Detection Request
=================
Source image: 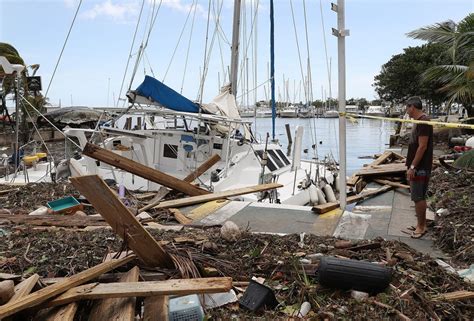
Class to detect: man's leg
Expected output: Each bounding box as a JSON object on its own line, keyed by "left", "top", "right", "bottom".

{"left": 414, "top": 199, "right": 427, "bottom": 234}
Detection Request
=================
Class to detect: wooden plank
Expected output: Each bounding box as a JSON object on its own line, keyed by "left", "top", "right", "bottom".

{"left": 348, "top": 151, "right": 394, "bottom": 186}
{"left": 139, "top": 154, "right": 222, "bottom": 213}
{"left": 0, "top": 214, "right": 106, "bottom": 228}
{"left": 82, "top": 142, "right": 209, "bottom": 196}
{"left": 0, "top": 255, "right": 135, "bottom": 319}
{"left": 143, "top": 296, "right": 169, "bottom": 321}
{"left": 313, "top": 185, "right": 393, "bottom": 214}
{"left": 169, "top": 208, "right": 192, "bottom": 225}
{"left": 8, "top": 274, "right": 39, "bottom": 302}
{"left": 153, "top": 183, "right": 283, "bottom": 209}
{"left": 183, "top": 154, "right": 221, "bottom": 183}
{"left": 70, "top": 175, "right": 173, "bottom": 268}
{"left": 47, "top": 277, "right": 233, "bottom": 307}
{"left": 187, "top": 200, "right": 230, "bottom": 220}
{"left": 42, "top": 303, "right": 78, "bottom": 321}
{"left": 89, "top": 266, "right": 139, "bottom": 321}
{"left": 41, "top": 271, "right": 166, "bottom": 286}
{"left": 355, "top": 163, "right": 406, "bottom": 176}
{"left": 432, "top": 290, "right": 474, "bottom": 301}
{"left": 373, "top": 179, "right": 409, "bottom": 189}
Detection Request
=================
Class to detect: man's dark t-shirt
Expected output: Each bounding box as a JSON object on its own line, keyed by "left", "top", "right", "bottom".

{"left": 406, "top": 114, "right": 433, "bottom": 171}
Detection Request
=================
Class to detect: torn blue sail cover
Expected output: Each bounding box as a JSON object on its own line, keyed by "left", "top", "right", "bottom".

{"left": 134, "top": 75, "right": 200, "bottom": 113}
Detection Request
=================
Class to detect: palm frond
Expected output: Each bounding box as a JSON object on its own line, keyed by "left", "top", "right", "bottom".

{"left": 406, "top": 21, "right": 457, "bottom": 45}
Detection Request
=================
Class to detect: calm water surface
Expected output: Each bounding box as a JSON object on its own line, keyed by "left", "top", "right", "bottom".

{"left": 248, "top": 117, "right": 397, "bottom": 176}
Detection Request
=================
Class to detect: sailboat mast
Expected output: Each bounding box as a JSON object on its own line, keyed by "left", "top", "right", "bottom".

{"left": 230, "top": 0, "right": 242, "bottom": 96}
{"left": 270, "top": 0, "right": 276, "bottom": 140}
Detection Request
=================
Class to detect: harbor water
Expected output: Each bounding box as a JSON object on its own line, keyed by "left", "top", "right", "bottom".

{"left": 248, "top": 117, "right": 397, "bottom": 176}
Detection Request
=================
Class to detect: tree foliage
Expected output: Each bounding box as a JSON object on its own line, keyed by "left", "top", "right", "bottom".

{"left": 407, "top": 14, "right": 474, "bottom": 115}
{"left": 373, "top": 43, "right": 449, "bottom": 106}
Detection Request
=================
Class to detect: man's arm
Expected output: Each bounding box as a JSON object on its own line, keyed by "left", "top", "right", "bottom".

{"left": 407, "top": 135, "right": 429, "bottom": 180}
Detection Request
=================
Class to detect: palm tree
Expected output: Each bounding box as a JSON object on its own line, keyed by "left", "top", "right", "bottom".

{"left": 407, "top": 14, "right": 474, "bottom": 116}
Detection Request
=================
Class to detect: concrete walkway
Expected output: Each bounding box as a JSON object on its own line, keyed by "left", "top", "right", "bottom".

{"left": 183, "top": 184, "right": 446, "bottom": 258}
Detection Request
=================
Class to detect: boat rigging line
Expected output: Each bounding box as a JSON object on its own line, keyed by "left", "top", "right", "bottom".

{"left": 45, "top": 0, "right": 83, "bottom": 98}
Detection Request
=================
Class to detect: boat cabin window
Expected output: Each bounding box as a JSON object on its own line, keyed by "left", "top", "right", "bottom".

{"left": 213, "top": 143, "right": 223, "bottom": 150}
{"left": 163, "top": 144, "right": 178, "bottom": 159}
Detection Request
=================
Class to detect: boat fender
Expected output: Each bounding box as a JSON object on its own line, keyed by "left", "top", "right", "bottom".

{"left": 333, "top": 173, "right": 340, "bottom": 192}
{"left": 316, "top": 188, "right": 327, "bottom": 204}
{"left": 323, "top": 184, "right": 337, "bottom": 203}
{"left": 309, "top": 184, "right": 319, "bottom": 205}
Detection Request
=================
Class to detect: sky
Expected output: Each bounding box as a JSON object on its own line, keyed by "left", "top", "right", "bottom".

{"left": 1, "top": 0, "right": 472, "bottom": 108}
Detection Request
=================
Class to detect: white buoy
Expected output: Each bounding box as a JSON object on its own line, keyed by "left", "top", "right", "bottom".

{"left": 323, "top": 184, "right": 337, "bottom": 202}
{"left": 466, "top": 136, "right": 474, "bottom": 148}
{"left": 297, "top": 301, "right": 311, "bottom": 317}
{"left": 316, "top": 187, "right": 327, "bottom": 204}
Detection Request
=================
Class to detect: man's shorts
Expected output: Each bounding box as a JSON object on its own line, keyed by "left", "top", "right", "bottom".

{"left": 409, "top": 169, "right": 431, "bottom": 202}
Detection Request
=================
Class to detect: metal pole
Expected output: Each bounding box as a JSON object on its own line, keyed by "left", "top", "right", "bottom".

{"left": 14, "top": 77, "right": 20, "bottom": 168}
{"left": 333, "top": 0, "right": 348, "bottom": 210}
{"left": 230, "top": 0, "right": 242, "bottom": 96}
{"left": 270, "top": 0, "right": 276, "bottom": 141}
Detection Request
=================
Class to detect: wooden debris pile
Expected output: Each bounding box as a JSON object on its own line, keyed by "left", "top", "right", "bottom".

{"left": 313, "top": 151, "right": 408, "bottom": 214}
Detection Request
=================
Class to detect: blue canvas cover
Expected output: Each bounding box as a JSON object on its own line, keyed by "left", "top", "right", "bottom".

{"left": 134, "top": 75, "right": 200, "bottom": 113}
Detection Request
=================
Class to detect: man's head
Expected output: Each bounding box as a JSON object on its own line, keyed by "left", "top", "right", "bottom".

{"left": 406, "top": 96, "right": 423, "bottom": 117}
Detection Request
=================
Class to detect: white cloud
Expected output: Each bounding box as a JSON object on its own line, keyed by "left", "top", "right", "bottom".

{"left": 81, "top": 0, "right": 138, "bottom": 21}
{"left": 64, "top": 0, "right": 78, "bottom": 8}
{"left": 159, "top": 0, "right": 206, "bottom": 17}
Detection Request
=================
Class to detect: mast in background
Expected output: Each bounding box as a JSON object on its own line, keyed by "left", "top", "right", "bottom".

{"left": 332, "top": 0, "right": 349, "bottom": 210}
{"left": 230, "top": 0, "right": 242, "bottom": 96}
{"left": 270, "top": 0, "right": 276, "bottom": 141}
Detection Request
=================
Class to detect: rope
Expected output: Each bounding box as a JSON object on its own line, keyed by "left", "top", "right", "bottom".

{"left": 45, "top": 0, "right": 83, "bottom": 98}
{"left": 116, "top": 0, "right": 146, "bottom": 107}
{"left": 180, "top": 0, "right": 198, "bottom": 94}
{"left": 289, "top": 0, "right": 308, "bottom": 101}
{"left": 19, "top": 95, "right": 82, "bottom": 149}
{"left": 162, "top": 0, "right": 196, "bottom": 82}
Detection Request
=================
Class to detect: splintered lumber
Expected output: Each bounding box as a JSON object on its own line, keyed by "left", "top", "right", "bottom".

{"left": 152, "top": 183, "right": 283, "bottom": 209}
{"left": 89, "top": 266, "right": 139, "bottom": 321}
{"left": 348, "top": 151, "right": 396, "bottom": 186}
{"left": 47, "top": 277, "right": 233, "bottom": 307}
{"left": 143, "top": 296, "right": 169, "bottom": 321}
{"left": 313, "top": 185, "right": 393, "bottom": 214}
{"left": 373, "top": 179, "right": 409, "bottom": 189}
{"left": 183, "top": 154, "right": 221, "bottom": 183}
{"left": 169, "top": 208, "right": 192, "bottom": 225}
{"left": 0, "top": 214, "right": 106, "bottom": 228}
{"left": 41, "top": 303, "right": 78, "bottom": 321}
{"left": 139, "top": 154, "right": 222, "bottom": 213}
{"left": 0, "top": 255, "right": 135, "bottom": 319}
{"left": 8, "top": 274, "right": 40, "bottom": 303}
{"left": 355, "top": 163, "right": 407, "bottom": 177}
{"left": 82, "top": 142, "right": 209, "bottom": 196}
{"left": 432, "top": 291, "right": 474, "bottom": 301}
{"left": 70, "top": 175, "right": 174, "bottom": 268}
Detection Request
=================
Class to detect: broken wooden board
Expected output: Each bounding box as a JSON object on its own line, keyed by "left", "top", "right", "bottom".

{"left": 183, "top": 154, "right": 221, "bottom": 183}
{"left": 89, "top": 266, "right": 139, "bottom": 321}
{"left": 432, "top": 290, "right": 474, "bottom": 301}
{"left": 143, "top": 296, "right": 169, "bottom": 321}
{"left": 47, "top": 277, "right": 233, "bottom": 307}
{"left": 0, "top": 214, "right": 106, "bottom": 228}
{"left": 153, "top": 183, "right": 282, "bottom": 209}
{"left": 169, "top": 208, "right": 192, "bottom": 225}
{"left": 70, "top": 175, "right": 173, "bottom": 268}
{"left": 348, "top": 151, "right": 395, "bottom": 186}
{"left": 373, "top": 179, "right": 409, "bottom": 189}
{"left": 82, "top": 143, "right": 209, "bottom": 196}
{"left": 187, "top": 200, "right": 230, "bottom": 221}
{"left": 0, "top": 255, "right": 135, "bottom": 319}
{"left": 8, "top": 274, "right": 39, "bottom": 303}
{"left": 354, "top": 163, "right": 407, "bottom": 177}
{"left": 313, "top": 185, "right": 393, "bottom": 214}
{"left": 41, "top": 303, "right": 78, "bottom": 321}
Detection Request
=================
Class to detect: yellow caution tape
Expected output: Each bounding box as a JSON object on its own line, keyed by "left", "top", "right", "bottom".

{"left": 338, "top": 112, "right": 474, "bottom": 130}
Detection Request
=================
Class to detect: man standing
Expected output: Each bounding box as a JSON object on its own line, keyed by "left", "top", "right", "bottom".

{"left": 405, "top": 96, "right": 433, "bottom": 238}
